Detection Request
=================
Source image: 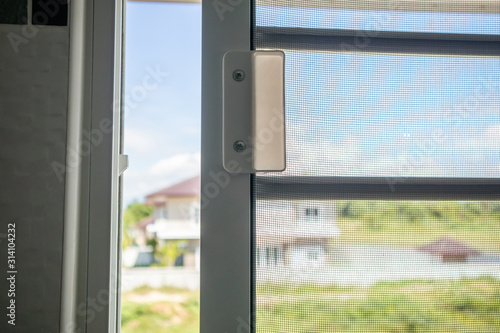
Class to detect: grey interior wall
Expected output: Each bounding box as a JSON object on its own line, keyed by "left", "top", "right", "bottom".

{"left": 0, "top": 19, "right": 69, "bottom": 332}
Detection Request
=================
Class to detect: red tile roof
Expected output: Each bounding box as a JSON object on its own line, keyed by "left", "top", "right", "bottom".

{"left": 418, "top": 237, "right": 481, "bottom": 256}
{"left": 146, "top": 176, "right": 200, "bottom": 202}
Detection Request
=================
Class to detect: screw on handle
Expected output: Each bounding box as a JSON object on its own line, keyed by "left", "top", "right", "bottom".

{"left": 233, "top": 140, "right": 247, "bottom": 152}
{"left": 232, "top": 69, "right": 245, "bottom": 82}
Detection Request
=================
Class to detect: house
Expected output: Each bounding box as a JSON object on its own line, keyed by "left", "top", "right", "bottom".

{"left": 256, "top": 200, "right": 341, "bottom": 268}
{"left": 418, "top": 237, "right": 481, "bottom": 262}
{"left": 122, "top": 216, "right": 156, "bottom": 267}
{"left": 143, "top": 176, "right": 201, "bottom": 270}
{"left": 139, "top": 175, "right": 340, "bottom": 270}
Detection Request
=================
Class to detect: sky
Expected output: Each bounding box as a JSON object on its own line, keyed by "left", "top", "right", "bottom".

{"left": 123, "top": 2, "right": 201, "bottom": 205}
{"left": 123, "top": 2, "right": 499, "bottom": 205}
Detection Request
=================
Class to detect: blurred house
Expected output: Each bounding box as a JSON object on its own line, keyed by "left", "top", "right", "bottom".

{"left": 122, "top": 245, "right": 156, "bottom": 268}
{"left": 142, "top": 176, "right": 201, "bottom": 270}
{"left": 122, "top": 216, "right": 157, "bottom": 267}
{"left": 136, "top": 175, "right": 340, "bottom": 270}
{"left": 256, "top": 200, "right": 341, "bottom": 268}
{"left": 418, "top": 237, "right": 481, "bottom": 262}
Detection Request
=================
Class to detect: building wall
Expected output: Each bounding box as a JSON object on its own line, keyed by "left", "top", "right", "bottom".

{"left": 165, "top": 196, "right": 200, "bottom": 221}
{"left": 148, "top": 197, "right": 201, "bottom": 270}
{"left": 293, "top": 200, "right": 337, "bottom": 228}
{"left": 0, "top": 13, "right": 69, "bottom": 333}
{"left": 256, "top": 200, "right": 339, "bottom": 267}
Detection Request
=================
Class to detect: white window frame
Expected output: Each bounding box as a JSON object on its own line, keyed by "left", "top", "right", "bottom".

{"left": 61, "top": 1, "right": 124, "bottom": 333}
{"left": 201, "top": 0, "right": 253, "bottom": 331}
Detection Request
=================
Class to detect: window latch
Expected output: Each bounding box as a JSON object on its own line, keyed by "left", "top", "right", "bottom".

{"left": 222, "top": 50, "right": 286, "bottom": 173}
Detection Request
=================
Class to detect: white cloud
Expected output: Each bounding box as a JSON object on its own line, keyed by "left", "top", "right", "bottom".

{"left": 149, "top": 152, "right": 200, "bottom": 175}
{"left": 124, "top": 128, "right": 158, "bottom": 153}
{"left": 281, "top": 121, "right": 500, "bottom": 178}
{"left": 123, "top": 152, "right": 200, "bottom": 205}
{"left": 361, "top": 154, "right": 447, "bottom": 177}
{"left": 284, "top": 136, "right": 362, "bottom": 176}
{"left": 449, "top": 124, "right": 500, "bottom": 162}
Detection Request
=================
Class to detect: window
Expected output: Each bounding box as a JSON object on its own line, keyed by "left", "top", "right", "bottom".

{"left": 192, "top": 205, "right": 200, "bottom": 224}
{"left": 305, "top": 208, "right": 319, "bottom": 217}
{"left": 155, "top": 206, "right": 167, "bottom": 220}
{"left": 120, "top": 3, "right": 202, "bottom": 332}
{"left": 32, "top": 0, "right": 68, "bottom": 26}
{"left": 0, "top": 0, "right": 68, "bottom": 25}
{"left": 252, "top": 0, "right": 500, "bottom": 332}
{"left": 257, "top": 246, "right": 283, "bottom": 267}
{"left": 307, "top": 250, "right": 318, "bottom": 262}
{"left": 0, "top": 0, "right": 27, "bottom": 24}
{"left": 201, "top": 0, "right": 500, "bottom": 332}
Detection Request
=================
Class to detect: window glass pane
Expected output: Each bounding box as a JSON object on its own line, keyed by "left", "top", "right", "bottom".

{"left": 32, "top": 0, "right": 68, "bottom": 26}
{"left": 121, "top": 2, "right": 201, "bottom": 332}
{"left": 0, "top": 0, "right": 27, "bottom": 24}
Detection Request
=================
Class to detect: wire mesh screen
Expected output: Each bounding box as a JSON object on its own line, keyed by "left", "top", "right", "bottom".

{"left": 253, "top": 1, "right": 500, "bottom": 331}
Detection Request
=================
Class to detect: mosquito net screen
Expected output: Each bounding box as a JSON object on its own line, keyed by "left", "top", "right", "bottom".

{"left": 252, "top": 1, "right": 500, "bottom": 331}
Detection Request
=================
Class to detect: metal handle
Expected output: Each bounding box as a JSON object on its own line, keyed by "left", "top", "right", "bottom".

{"left": 222, "top": 50, "right": 286, "bottom": 173}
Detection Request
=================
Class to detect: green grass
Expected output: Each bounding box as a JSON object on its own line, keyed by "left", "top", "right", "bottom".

{"left": 256, "top": 276, "right": 500, "bottom": 332}
{"left": 119, "top": 201, "right": 500, "bottom": 331}
{"left": 120, "top": 277, "right": 500, "bottom": 332}
{"left": 122, "top": 285, "right": 191, "bottom": 295}
{"left": 121, "top": 287, "right": 199, "bottom": 333}
{"left": 336, "top": 201, "right": 500, "bottom": 253}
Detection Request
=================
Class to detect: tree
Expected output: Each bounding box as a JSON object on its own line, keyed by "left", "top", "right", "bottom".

{"left": 156, "top": 240, "right": 187, "bottom": 266}
{"left": 123, "top": 201, "right": 153, "bottom": 228}
{"left": 122, "top": 202, "right": 153, "bottom": 250}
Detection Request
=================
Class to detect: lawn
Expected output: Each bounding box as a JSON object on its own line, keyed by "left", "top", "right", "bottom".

{"left": 121, "top": 286, "right": 199, "bottom": 333}
{"left": 336, "top": 201, "right": 500, "bottom": 253}
{"left": 120, "top": 277, "right": 500, "bottom": 332}
{"left": 120, "top": 201, "right": 500, "bottom": 332}
{"left": 256, "top": 276, "right": 500, "bottom": 332}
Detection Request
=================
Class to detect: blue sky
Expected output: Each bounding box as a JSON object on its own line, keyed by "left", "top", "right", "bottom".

{"left": 123, "top": 2, "right": 201, "bottom": 205}
{"left": 123, "top": 2, "right": 499, "bottom": 205}
{"left": 282, "top": 52, "right": 500, "bottom": 178}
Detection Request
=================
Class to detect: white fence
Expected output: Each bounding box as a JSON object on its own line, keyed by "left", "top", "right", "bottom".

{"left": 121, "top": 245, "right": 500, "bottom": 292}
{"left": 121, "top": 267, "right": 200, "bottom": 291}
{"left": 257, "top": 244, "right": 500, "bottom": 286}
